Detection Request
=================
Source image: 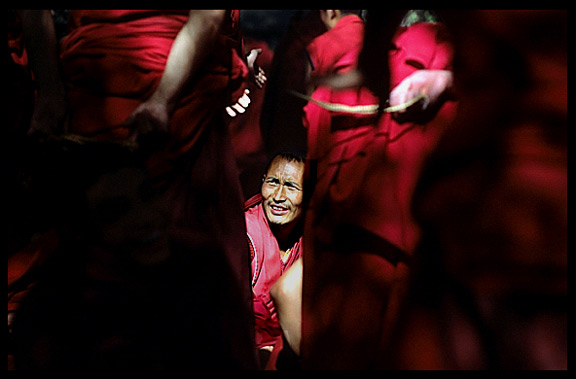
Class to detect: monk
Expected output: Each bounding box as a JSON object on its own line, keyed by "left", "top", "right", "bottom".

{"left": 227, "top": 36, "right": 273, "bottom": 199}
{"left": 259, "top": 10, "right": 326, "bottom": 157}
{"left": 7, "top": 11, "right": 66, "bottom": 369}
{"left": 244, "top": 151, "right": 305, "bottom": 369}
{"left": 12, "top": 10, "right": 257, "bottom": 369}
{"left": 302, "top": 9, "right": 379, "bottom": 170}
{"left": 386, "top": 10, "right": 567, "bottom": 370}
{"left": 301, "top": 10, "right": 457, "bottom": 369}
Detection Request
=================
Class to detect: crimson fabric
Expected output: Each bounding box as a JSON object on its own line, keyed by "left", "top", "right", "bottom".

{"left": 60, "top": 10, "right": 188, "bottom": 140}
{"left": 245, "top": 194, "right": 302, "bottom": 349}
{"left": 12, "top": 10, "right": 257, "bottom": 369}
{"left": 259, "top": 10, "right": 325, "bottom": 156}
{"left": 228, "top": 37, "right": 274, "bottom": 198}
{"left": 7, "top": 8, "right": 48, "bottom": 333}
{"left": 301, "top": 22, "right": 456, "bottom": 369}
{"left": 304, "top": 13, "right": 379, "bottom": 162}
{"left": 8, "top": 229, "right": 58, "bottom": 369}
{"left": 60, "top": 10, "right": 248, "bottom": 178}
{"left": 303, "top": 13, "right": 380, "bottom": 202}
{"left": 306, "top": 15, "right": 364, "bottom": 77}
{"left": 347, "top": 23, "right": 456, "bottom": 254}
{"left": 8, "top": 229, "right": 60, "bottom": 313}
{"left": 388, "top": 11, "right": 567, "bottom": 369}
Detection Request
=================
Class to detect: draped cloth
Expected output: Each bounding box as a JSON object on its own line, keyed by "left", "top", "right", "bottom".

{"left": 60, "top": 9, "right": 248, "bottom": 177}
{"left": 244, "top": 194, "right": 302, "bottom": 349}
{"left": 301, "top": 21, "right": 456, "bottom": 369}
{"left": 12, "top": 10, "right": 257, "bottom": 369}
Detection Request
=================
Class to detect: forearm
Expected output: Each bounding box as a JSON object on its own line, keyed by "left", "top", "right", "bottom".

{"left": 389, "top": 69, "right": 454, "bottom": 112}
{"left": 18, "top": 10, "right": 65, "bottom": 97}
{"left": 271, "top": 258, "right": 303, "bottom": 355}
{"left": 19, "top": 10, "right": 68, "bottom": 136}
{"left": 150, "top": 10, "right": 225, "bottom": 112}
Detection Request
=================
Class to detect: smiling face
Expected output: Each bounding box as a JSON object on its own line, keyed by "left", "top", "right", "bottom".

{"left": 261, "top": 156, "right": 305, "bottom": 227}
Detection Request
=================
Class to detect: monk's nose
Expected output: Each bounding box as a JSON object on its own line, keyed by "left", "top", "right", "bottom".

{"left": 273, "top": 185, "right": 287, "bottom": 202}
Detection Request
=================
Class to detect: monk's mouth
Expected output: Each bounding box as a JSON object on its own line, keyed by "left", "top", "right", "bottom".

{"left": 269, "top": 204, "right": 289, "bottom": 216}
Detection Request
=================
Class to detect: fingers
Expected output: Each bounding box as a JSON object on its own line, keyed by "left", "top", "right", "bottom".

{"left": 225, "top": 106, "right": 237, "bottom": 117}
{"left": 247, "top": 48, "right": 263, "bottom": 68}
{"left": 247, "top": 48, "right": 267, "bottom": 89}
{"left": 389, "top": 80, "right": 415, "bottom": 113}
{"left": 229, "top": 103, "right": 246, "bottom": 116}
{"left": 247, "top": 48, "right": 263, "bottom": 61}
{"left": 226, "top": 89, "right": 252, "bottom": 117}
{"left": 26, "top": 97, "right": 69, "bottom": 139}
{"left": 26, "top": 128, "right": 50, "bottom": 144}
{"left": 389, "top": 70, "right": 453, "bottom": 114}
{"left": 237, "top": 89, "right": 251, "bottom": 107}
{"left": 122, "top": 101, "right": 171, "bottom": 151}
{"left": 255, "top": 67, "right": 267, "bottom": 88}
{"left": 389, "top": 74, "right": 427, "bottom": 113}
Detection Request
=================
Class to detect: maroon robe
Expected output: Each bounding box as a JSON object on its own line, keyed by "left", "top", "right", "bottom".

{"left": 389, "top": 10, "right": 567, "bottom": 370}
{"left": 245, "top": 194, "right": 302, "bottom": 350}
{"left": 301, "top": 21, "right": 456, "bottom": 369}
{"left": 12, "top": 10, "right": 257, "bottom": 369}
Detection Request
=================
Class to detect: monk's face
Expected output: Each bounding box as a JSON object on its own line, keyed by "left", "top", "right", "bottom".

{"left": 261, "top": 157, "right": 305, "bottom": 226}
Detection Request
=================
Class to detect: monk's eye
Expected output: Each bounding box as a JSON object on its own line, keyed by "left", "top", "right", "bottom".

{"left": 284, "top": 182, "right": 302, "bottom": 192}
{"left": 264, "top": 177, "right": 279, "bottom": 186}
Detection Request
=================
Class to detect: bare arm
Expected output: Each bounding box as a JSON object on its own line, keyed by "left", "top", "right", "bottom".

{"left": 18, "top": 10, "right": 67, "bottom": 137}
{"left": 270, "top": 257, "right": 303, "bottom": 355}
{"left": 389, "top": 69, "right": 453, "bottom": 113}
{"left": 125, "top": 10, "right": 226, "bottom": 138}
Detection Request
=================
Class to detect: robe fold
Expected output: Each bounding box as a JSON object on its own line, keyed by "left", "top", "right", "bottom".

{"left": 245, "top": 194, "right": 302, "bottom": 349}
{"left": 12, "top": 10, "right": 257, "bottom": 369}
{"left": 302, "top": 20, "right": 456, "bottom": 369}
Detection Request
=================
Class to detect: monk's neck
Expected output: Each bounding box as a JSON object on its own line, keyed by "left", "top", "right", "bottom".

{"left": 269, "top": 221, "right": 301, "bottom": 251}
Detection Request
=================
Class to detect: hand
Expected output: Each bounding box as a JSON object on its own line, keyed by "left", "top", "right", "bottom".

{"left": 26, "top": 93, "right": 68, "bottom": 140}
{"left": 247, "top": 48, "right": 267, "bottom": 89}
{"left": 226, "top": 88, "right": 251, "bottom": 117}
{"left": 389, "top": 69, "right": 453, "bottom": 113}
{"left": 123, "top": 97, "right": 171, "bottom": 148}
{"left": 389, "top": 69, "right": 453, "bottom": 124}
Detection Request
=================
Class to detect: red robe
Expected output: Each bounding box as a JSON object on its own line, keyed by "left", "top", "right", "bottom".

{"left": 244, "top": 194, "right": 302, "bottom": 349}
{"left": 303, "top": 14, "right": 380, "bottom": 224}
{"left": 13, "top": 10, "right": 257, "bottom": 369}
{"left": 389, "top": 11, "right": 567, "bottom": 369}
{"left": 228, "top": 37, "right": 274, "bottom": 198}
{"left": 60, "top": 10, "right": 248, "bottom": 178}
{"left": 304, "top": 14, "right": 379, "bottom": 163}
{"left": 348, "top": 22, "right": 456, "bottom": 254}
{"left": 301, "top": 21, "right": 456, "bottom": 369}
